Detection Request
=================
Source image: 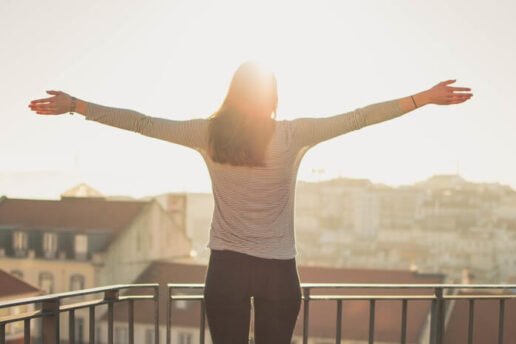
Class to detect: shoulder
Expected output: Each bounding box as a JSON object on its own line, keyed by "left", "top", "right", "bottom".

{"left": 272, "top": 119, "right": 295, "bottom": 146}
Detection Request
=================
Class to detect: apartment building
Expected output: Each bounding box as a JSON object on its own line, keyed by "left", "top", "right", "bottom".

{"left": 0, "top": 185, "right": 192, "bottom": 343}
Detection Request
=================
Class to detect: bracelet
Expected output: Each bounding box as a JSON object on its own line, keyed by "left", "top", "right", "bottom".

{"left": 410, "top": 95, "right": 418, "bottom": 108}
{"left": 69, "top": 96, "right": 77, "bottom": 115}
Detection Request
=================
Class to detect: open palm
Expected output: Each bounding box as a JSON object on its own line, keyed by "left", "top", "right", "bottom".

{"left": 427, "top": 80, "right": 473, "bottom": 105}
{"left": 28, "top": 90, "right": 72, "bottom": 115}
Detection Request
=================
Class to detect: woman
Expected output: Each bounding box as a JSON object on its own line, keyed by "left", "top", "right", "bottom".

{"left": 28, "top": 62, "right": 473, "bottom": 343}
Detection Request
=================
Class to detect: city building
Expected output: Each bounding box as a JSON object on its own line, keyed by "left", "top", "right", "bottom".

{"left": 0, "top": 186, "right": 192, "bottom": 343}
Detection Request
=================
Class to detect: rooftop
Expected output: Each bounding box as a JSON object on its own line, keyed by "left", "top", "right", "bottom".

{"left": 0, "top": 197, "right": 149, "bottom": 233}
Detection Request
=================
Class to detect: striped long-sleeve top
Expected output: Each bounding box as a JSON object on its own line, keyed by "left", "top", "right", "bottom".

{"left": 84, "top": 98, "right": 409, "bottom": 259}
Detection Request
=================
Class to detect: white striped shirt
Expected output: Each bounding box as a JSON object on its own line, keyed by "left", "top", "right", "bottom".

{"left": 84, "top": 98, "right": 408, "bottom": 259}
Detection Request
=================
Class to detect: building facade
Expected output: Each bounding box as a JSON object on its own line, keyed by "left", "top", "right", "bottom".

{"left": 0, "top": 187, "right": 192, "bottom": 343}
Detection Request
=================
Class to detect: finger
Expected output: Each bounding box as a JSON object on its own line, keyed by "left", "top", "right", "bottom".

{"left": 449, "top": 87, "right": 471, "bottom": 92}
{"left": 30, "top": 96, "right": 55, "bottom": 104}
{"left": 441, "top": 79, "right": 457, "bottom": 85}
{"left": 36, "top": 111, "right": 57, "bottom": 115}
{"left": 450, "top": 97, "right": 470, "bottom": 104}
{"left": 450, "top": 95, "right": 471, "bottom": 102}
{"left": 46, "top": 90, "right": 62, "bottom": 95}
{"left": 30, "top": 104, "right": 55, "bottom": 110}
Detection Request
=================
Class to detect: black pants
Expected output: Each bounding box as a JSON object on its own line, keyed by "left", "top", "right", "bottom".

{"left": 203, "top": 249, "right": 302, "bottom": 344}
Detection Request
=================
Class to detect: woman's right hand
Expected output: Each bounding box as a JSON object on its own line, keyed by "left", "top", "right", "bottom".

{"left": 425, "top": 80, "right": 473, "bottom": 106}
{"left": 28, "top": 90, "right": 74, "bottom": 115}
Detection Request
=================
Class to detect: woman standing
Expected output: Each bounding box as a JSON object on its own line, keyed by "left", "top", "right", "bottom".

{"left": 28, "top": 62, "right": 472, "bottom": 343}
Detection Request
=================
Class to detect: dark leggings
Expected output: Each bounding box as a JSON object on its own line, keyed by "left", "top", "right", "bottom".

{"left": 203, "top": 249, "right": 302, "bottom": 344}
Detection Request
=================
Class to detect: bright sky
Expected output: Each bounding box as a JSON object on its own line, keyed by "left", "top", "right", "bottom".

{"left": 1, "top": 0, "right": 515, "bottom": 199}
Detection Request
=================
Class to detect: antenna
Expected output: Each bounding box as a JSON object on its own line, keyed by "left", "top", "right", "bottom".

{"left": 455, "top": 156, "right": 461, "bottom": 176}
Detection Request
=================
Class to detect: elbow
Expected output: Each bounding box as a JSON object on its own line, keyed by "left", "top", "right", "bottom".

{"left": 133, "top": 116, "right": 153, "bottom": 134}
{"left": 353, "top": 109, "right": 367, "bottom": 129}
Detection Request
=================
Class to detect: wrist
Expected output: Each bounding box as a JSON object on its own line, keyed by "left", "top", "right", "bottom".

{"left": 74, "top": 99, "right": 88, "bottom": 116}
{"left": 69, "top": 96, "right": 77, "bottom": 114}
{"left": 413, "top": 91, "right": 431, "bottom": 107}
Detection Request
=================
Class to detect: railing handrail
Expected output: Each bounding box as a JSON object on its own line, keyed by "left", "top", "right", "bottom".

{"left": 1, "top": 283, "right": 514, "bottom": 344}
{"left": 3, "top": 283, "right": 513, "bottom": 308}
{"left": 0, "top": 283, "right": 159, "bottom": 308}
{"left": 168, "top": 282, "right": 516, "bottom": 289}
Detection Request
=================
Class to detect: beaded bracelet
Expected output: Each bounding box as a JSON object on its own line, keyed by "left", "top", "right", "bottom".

{"left": 69, "top": 96, "right": 77, "bottom": 115}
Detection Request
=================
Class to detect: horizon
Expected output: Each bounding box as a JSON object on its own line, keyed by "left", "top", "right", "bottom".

{"left": 1, "top": 171, "right": 513, "bottom": 201}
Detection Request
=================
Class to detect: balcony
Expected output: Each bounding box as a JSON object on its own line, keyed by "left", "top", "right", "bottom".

{"left": 1, "top": 283, "right": 515, "bottom": 344}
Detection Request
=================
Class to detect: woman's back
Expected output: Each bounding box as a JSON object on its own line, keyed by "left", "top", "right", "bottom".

{"left": 202, "top": 119, "right": 304, "bottom": 259}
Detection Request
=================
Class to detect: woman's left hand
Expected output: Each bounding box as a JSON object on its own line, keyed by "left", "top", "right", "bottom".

{"left": 28, "top": 90, "right": 73, "bottom": 115}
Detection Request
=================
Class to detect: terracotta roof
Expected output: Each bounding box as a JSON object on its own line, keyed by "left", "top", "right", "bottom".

{"left": 0, "top": 197, "right": 148, "bottom": 232}
{"left": 444, "top": 290, "right": 516, "bottom": 343}
{"left": 106, "top": 261, "right": 443, "bottom": 342}
{"left": 0, "top": 269, "right": 40, "bottom": 299}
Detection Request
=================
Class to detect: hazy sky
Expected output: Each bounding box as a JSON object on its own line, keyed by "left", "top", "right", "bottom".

{"left": 1, "top": 0, "right": 515, "bottom": 199}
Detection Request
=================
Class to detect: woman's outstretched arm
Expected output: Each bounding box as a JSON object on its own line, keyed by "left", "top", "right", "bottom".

{"left": 290, "top": 79, "right": 473, "bottom": 149}
{"left": 28, "top": 91, "right": 208, "bottom": 151}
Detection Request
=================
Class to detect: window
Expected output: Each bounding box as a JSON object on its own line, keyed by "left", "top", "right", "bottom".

{"left": 39, "top": 272, "right": 54, "bottom": 294}
{"left": 145, "top": 328, "right": 155, "bottom": 344}
{"left": 43, "top": 232, "right": 58, "bottom": 259}
{"left": 13, "top": 231, "right": 28, "bottom": 256}
{"left": 178, "top": 332, "right": 192, "bottom": 344}
{"left": 10, "top": 270, "right": 23, "bottom": 279}
{"left": 70, "top": 274, "right": 85, "bottom": 291}
{"left": 114, "top": 327, "right": 128, "bottom": 344}
{"left": 74, "top": 234, "right": 88, "bottom": 260}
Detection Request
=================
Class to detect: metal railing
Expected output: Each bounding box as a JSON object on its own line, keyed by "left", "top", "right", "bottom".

{"left": 1, "top": 283, "right": 515, "bottom": 344}
{"left": 0, "top": 284, "right": 159, "bottom": 344}
{"left": 167, "top": 283, "right": 516, "bottom": 344}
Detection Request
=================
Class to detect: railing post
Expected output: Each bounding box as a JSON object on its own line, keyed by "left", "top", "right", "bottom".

{"left": 368, "top": 300, "right": 375, "bottom": 344}
{"left": 302, "top": 288, "right": 310, "bottom": 344}
{"left": 167, "top": 287, "right": 172, "bottom": 344}
{"left": 128, "top": 299, "right": 134, "bottom": 344}
{"left": 430, "top": 287, "right": 444, "bottom": 344}
{"left": 89, "top": 305, "right": 95, "bottom": 344}
{"left": 69, "top": 309, "right": 75, "bottom": 344}
{"left": 335, "top": 300, "right": 342, "bottom": 344}
{"left": 154, "top": 285, "right": 160, "bottom": 344}
{"left": 24, "top": 319, "right": 31, "bottom": 344}
{"left": 41, "top": 298, "right": 60, "bottom": 344}
{"left": 0, "top": 323, "right": 5, "bottom": 344}
{"left": 400, "top": 299, "right": 408, "bottom": 344}
{"left": 104, "top": 290, "right": 119, "bottom": 344}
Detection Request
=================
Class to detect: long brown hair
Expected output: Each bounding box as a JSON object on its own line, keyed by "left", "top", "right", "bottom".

{"left": 208, "top": 61, "right": 278, "bottom": 167}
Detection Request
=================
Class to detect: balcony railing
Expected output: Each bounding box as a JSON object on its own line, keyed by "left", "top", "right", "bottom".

{"left": 1, "top": 283, "right": 515, "bottom": 344}
{"left": 0, "top": 284, "right": 159, "bottom": 344}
